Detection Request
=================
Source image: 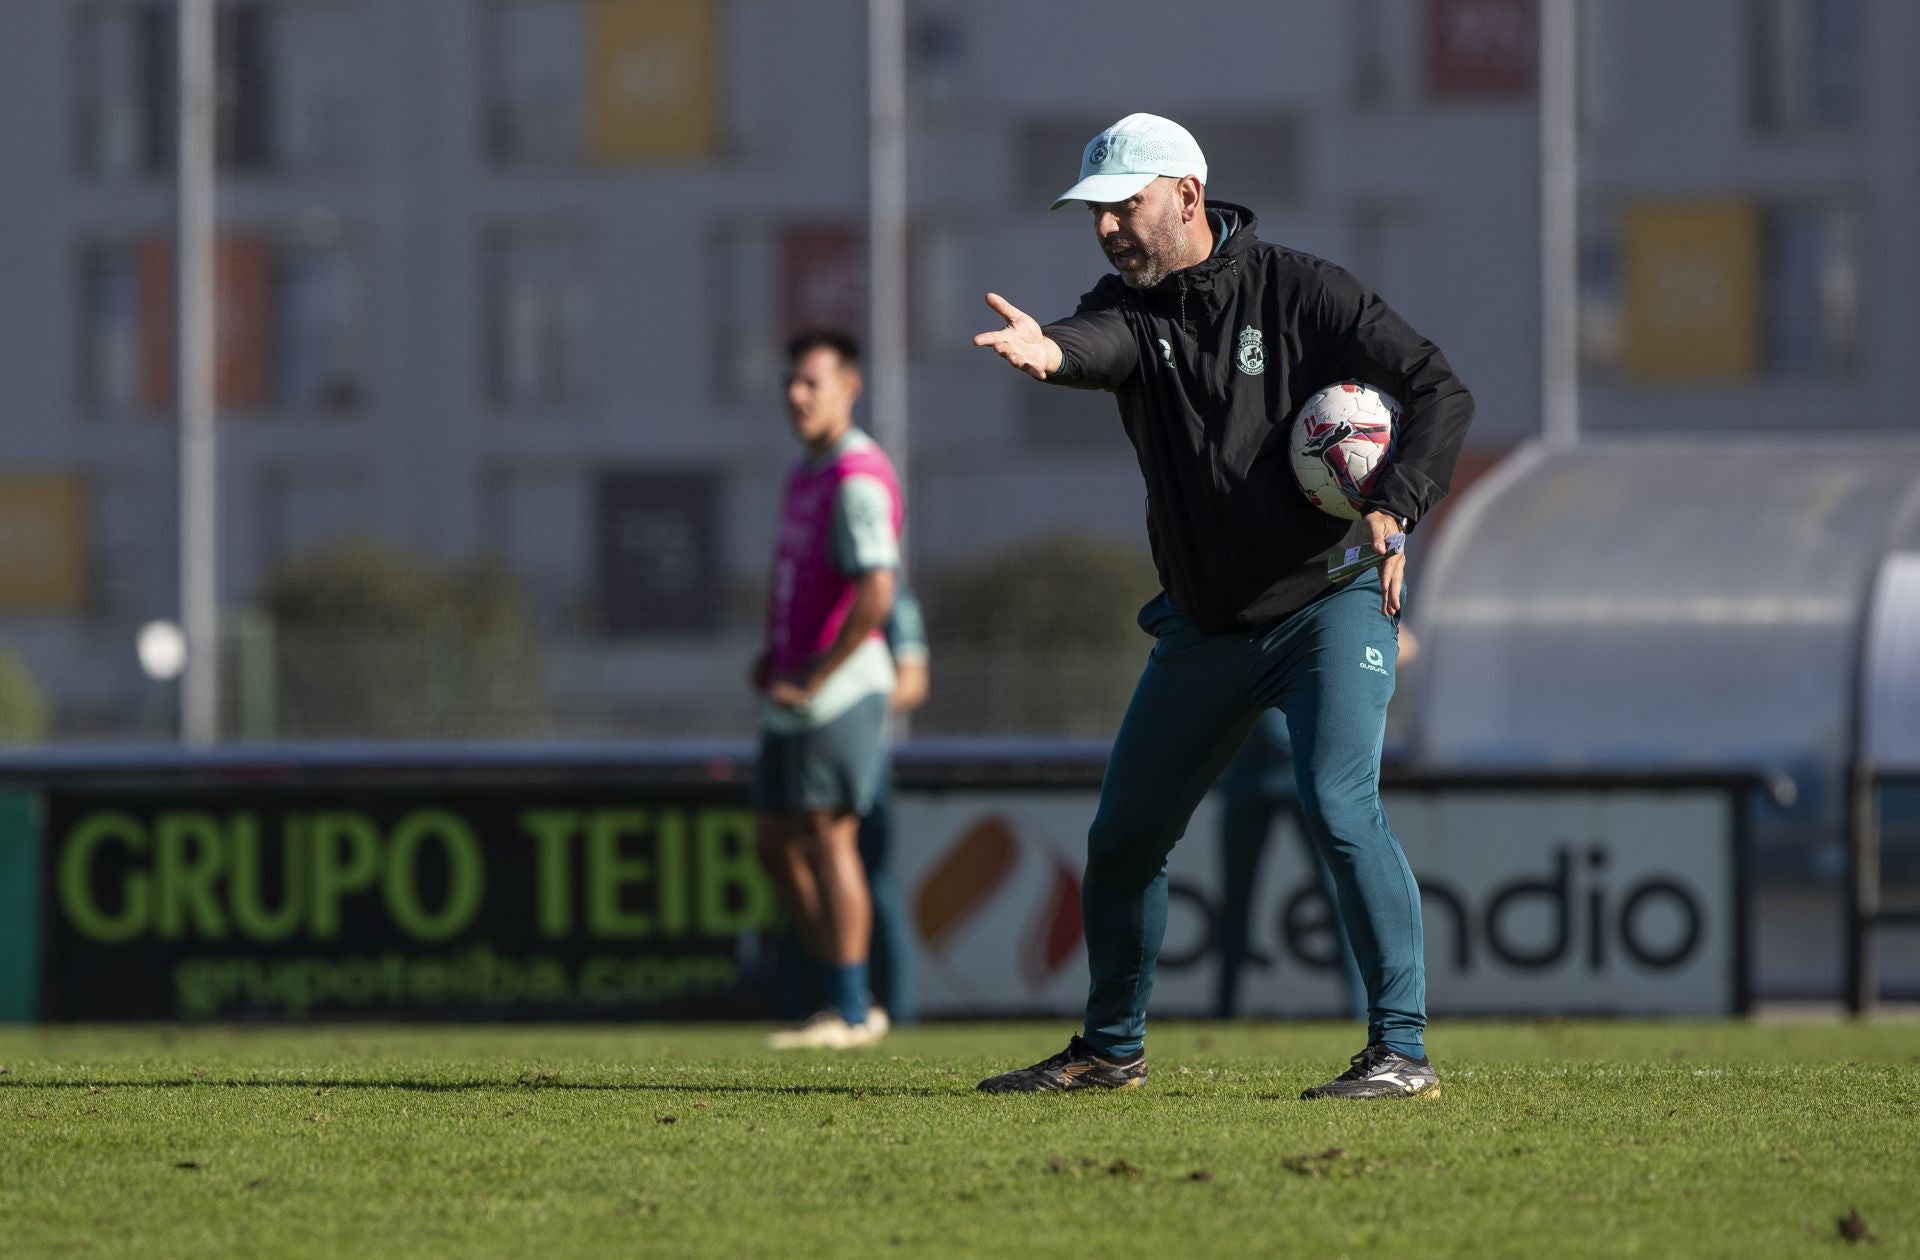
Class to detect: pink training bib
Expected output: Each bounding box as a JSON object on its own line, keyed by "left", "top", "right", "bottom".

{"left": 765, "top": 436, "right": 902, "bottom": 677}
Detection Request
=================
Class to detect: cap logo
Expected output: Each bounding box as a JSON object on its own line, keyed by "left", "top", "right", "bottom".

{"left": 1089, "top": 142, "right": 1110, "bottom": 166}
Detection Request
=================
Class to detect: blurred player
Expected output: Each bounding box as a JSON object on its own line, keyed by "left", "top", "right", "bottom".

{"left": 753, "top": 330, "right": 902, "bottom": 1050}
{"left": 863, "top": 582, "right": 929, "bottom": 1024}
{"left": 971, "top": 115, "right": 1472, "bottom": 1098}
{"left": 770, "top": 582, "right": 928, "bottom": 1026}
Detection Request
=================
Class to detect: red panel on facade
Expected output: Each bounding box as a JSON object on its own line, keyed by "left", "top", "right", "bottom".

{"left": 778, "top": 223, "right": 864, "bottom": 342}
{"left": 1427, "top": 0, "right": 1536, "bottom": 101}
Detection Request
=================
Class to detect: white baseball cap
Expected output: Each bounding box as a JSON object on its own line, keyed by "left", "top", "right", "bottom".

{"left": 1050, "top": 113, "right": 1209, "bottom": 210}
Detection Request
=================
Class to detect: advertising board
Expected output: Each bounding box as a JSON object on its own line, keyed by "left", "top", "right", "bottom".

{"left": 40, "top": 788, "right": 777, "bottom": 1020}
{"left": 1, "top": 754, "right": 1748, "bottom": 1021}
{"left": 897, "top": 787, "right": 1739, "bottom": 1017}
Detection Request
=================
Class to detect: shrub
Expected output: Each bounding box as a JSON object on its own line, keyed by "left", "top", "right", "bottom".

{"left": 258, "top": 539, "right": 544, "bottom": 739}
{"left": 918, "top": 534, "right": 1158, "bottom": 736}
{"left": 0, "top": 646, "right": 49, "bottom": 744}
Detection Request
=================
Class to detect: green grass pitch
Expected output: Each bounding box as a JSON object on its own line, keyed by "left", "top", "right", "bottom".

{"left": 2, "top": 1020, "right": 1915, "bottom": 1258}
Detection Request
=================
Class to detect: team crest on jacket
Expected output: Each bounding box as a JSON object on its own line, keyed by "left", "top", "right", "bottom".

{"left": 1235, "top": 326, "right": 1265, "bottom": 375}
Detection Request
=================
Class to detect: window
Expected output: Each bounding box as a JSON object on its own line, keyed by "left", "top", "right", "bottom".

{"left": 1589, "top": 200, "right": 1858, "bottom": 380}
{"left": 79, "top": 232, "right": 366, "bottom": 413}
{"left": 91, "top": 469, "right": 156, "bottom": 619}
{"left": 705, "top": 222, "right": 781, "bottom": 401}
{"left": 1348, "top": 0, "right": 1424, "bottom": 108}
{"left": 74, "top": 1, "right": 360, "bottom": 178}
{"left": 78, "top": 243, "right": 143, "bottom": 411}
{"left": 485, "top": 226, "right": 595, "bottom": 410}
{"left": 1751, "top": 0, "right": 1862, "bottom": 131}
{"left": 1763, "top": 205, "right": 1858, "bottom": 373}
{"left": 269, "top": 5, "right": 360, "bottom": 169}
{"left": 484, "top": 466, "right": 588, "bottom": 632}
{"left": 595, "top": 470, "right": 725, "bottom": 635}
{"left": 1576, "top": 227, "right": 1621, "bottom": 374}
{"left": 705, "top": 220, "right": 867, "bottom": 402}
{"left": 1575, "top": 0, "right": 1614, "bottom": 137}
{"left": 214, "top": 1, "right": 274, "bottom": 170}
{"left": 485, "top": 0, "right": 721, "bottom": 166}
{"left": 273, "top": 234, "right": 367, "bottom": 410}
{"left": 75, "top": 3, "right": 172, "bottom": 177}
{"left": 485, "top": 0, "right": 584, "bottom": 164}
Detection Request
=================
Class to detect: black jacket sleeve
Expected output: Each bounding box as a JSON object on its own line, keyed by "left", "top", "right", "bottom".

{"left": 1041, "top": 281, "right": 1141, "bottom": 391}
{"left": 1311, "top": 264, "right": 1474, "bottom": 529}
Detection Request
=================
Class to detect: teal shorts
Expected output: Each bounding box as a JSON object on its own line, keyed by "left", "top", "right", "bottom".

{"left": 753, "top": 694, "right": 889, "bottom": 815}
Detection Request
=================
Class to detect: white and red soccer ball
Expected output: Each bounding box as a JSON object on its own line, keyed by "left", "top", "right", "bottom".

{"left": 1288, "top": 380, "right": 1400, "bottom": 520}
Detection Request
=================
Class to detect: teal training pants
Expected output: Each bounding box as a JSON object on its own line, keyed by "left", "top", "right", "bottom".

{"left": 1081, "top": 570, "right": 1426, "bottom": 1059}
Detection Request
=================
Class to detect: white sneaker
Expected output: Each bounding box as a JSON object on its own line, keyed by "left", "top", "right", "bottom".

{"left": 768, "top": 1010, "right": 841, "bottom": 1049}
{"left": 767, "top": 1010, "right": 886, "bottom": 1050}
{"left": 865, "top": 1005, "right": 892, "bottom": 1037}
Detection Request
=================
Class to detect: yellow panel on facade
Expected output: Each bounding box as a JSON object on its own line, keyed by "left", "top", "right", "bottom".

{"left": 0, "top": 476, "right": 88, "bottom": 612}
{"left": 585, "top": 0, "right": 717, "bottom": 163}
{"left": 1622, "top": 202, "right": 1760, "bottom": 381}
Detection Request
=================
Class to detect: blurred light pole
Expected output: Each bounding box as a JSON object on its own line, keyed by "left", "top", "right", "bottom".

{"left": 178, "top": 0, "right": 219, "bottom": 743}
{"left": 868, "top": 0, "right": 910, "bottom": 526}
{"left": 869, "top": 0, "right": 912, "bottom": 739}
{"left": 1539, "top": 0, "right": 1579, "bottom": 448}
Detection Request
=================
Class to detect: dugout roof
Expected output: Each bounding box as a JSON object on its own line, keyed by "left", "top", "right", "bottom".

{"left": 1407, "top": 438, "right": 1920, "bottom": 783}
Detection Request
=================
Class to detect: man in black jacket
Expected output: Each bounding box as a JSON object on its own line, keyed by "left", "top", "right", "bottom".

{"left": 972, "top": 113, "right": 1472, "bottom": 1100}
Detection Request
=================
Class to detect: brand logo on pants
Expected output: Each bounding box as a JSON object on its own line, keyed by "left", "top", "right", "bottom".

{"left": 1362, "top": 645, "right": 1389, "bottom": 675}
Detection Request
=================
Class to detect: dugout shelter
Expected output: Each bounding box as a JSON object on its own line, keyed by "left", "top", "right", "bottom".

{"left": 1408, "top": 437, "right": 1920, "bottom": 1007}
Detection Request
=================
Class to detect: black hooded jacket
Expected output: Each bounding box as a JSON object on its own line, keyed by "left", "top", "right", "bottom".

{"left": 1042, "top": 202, "right": 1475, "bottom": 633}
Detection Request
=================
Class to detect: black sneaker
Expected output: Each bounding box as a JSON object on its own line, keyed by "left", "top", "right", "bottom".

{"left": 975, "top": 1035, "right": 1148, "bottom": 1094}
{"left": 1300, "top": 1044, "right": 1442, "bottom": 1100}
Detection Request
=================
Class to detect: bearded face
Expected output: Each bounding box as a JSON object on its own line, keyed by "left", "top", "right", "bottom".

{"left": 1095, "top": 178, "right": 1192, "bottom": 290}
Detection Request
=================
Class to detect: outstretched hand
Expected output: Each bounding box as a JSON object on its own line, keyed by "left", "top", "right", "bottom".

{"left": 972, "top": 293, "right": 1063, "bottom": 380}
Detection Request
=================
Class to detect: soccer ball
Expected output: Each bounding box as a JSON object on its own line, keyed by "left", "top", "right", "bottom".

{"left": 1288, "top": 380, "right": 1400, "bottom": 520}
